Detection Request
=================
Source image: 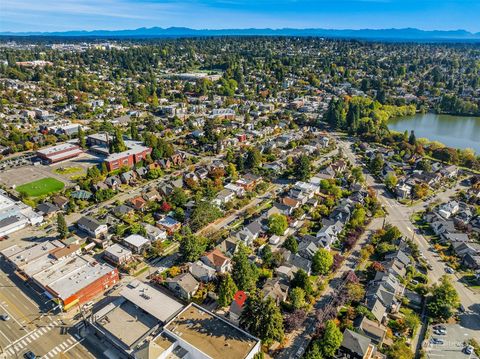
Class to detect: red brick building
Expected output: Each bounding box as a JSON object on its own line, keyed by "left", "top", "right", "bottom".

{"left": 105, "top": 145, "right": 151, "bottom": 171}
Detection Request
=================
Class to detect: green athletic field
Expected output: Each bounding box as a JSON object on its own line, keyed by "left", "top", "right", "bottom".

{"left": 16, "top": 177, "right": 65, "bottom": 197}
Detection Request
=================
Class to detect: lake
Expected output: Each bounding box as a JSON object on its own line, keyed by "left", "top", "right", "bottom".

{"left": 388, "top": 113, "right": 480, "bottom": 154}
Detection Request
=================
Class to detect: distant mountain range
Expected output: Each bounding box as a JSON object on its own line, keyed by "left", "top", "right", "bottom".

{"left": 1, "top": 27, "right": 480, "bottom": 41}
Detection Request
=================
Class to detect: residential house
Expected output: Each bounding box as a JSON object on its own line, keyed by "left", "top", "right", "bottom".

{"left": 339, "top": 329, "right": 379, "bottom": 359}
{"left": 438, "top": 201, "right": 460, "bottom": 219}
{"left": 52, "top": 195, "right": 69, "bottom": 210}
{"left": 201, "top": 249, "right": 231, "bottom": 273}
{"left": 236, "top": 220, "right": 263, "bottom": 246}
{"left": 123, "top": 234, "right": 150, "bottom": 254}
{"left": 354, "top": 316, "right": 387, "bottom": 346}
{"left": 112, "top": 204, "right": 134, "bottom": 218}
{"left": 127, "top": 196, "right": 148, "bottom": 212}
{"left": 189, "top": 261, "right": 216, "bottom": 282}
{"left": 105, "top": 176, "right": 121, "bottom": 190}
{"left": 36, "top": 202, "right": 61, "bottom": 219}
{"left": 463, "top": 253, "right": 480, "bottom": 269}
{"left": 144, "top": 223, "right": 167, "bottom": 241}
{"left": 261, "top": 278, "right": 289, "bottom": 304}
{"left": 229, "top": 291, "right": 247, "bottom": 324}
{"left": 120, "top": 170, "right": 136, "bottom": 185}
{"left": 440, "top": 165, "right": 459, "bottom": 179}
{"left": 224, "top": 183, "right": 246, "bottom": 197}
{"left": 103, "top": 243, "right": 133, "bottom": 265}
{"left": 166, "top": 273, "right": 199, "bottom": 300}
{"left": 236, "top": 174, "right": 261, "bottom": 191}
{"left": 213, "top": 189, "right": 236, "bottom": 207}
{"left": 142, "top": 188, "right": 161, "bottom": 202}
{"left": 76, "top": 216, "right": 108, "bottom": 238}
{"left": 156, "top": 216, "right": 181, "bottom": 234}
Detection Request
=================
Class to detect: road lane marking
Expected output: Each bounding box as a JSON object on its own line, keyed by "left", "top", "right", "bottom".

{"left": 0, "top": 328, "right": 11, "bottom": 343}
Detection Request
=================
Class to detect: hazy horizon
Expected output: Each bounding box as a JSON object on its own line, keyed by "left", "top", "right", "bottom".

{"left": 1, "top": 0, "right": 479, "bottom": 33}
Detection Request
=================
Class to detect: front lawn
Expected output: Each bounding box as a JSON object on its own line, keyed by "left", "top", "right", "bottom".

{"left": 16, "top": 177, "right": 65, "bottom": 197}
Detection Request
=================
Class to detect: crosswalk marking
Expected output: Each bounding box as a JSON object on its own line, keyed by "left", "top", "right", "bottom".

{"left": 40, "top": 337, "right": 80, "bottom": 359}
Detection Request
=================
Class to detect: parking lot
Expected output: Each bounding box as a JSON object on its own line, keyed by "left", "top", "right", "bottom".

{"left": 426, "top": 323, "right": 480, "bottom": 359}
{"left": 0, "top": 152, "right": 103, "bottom": 188}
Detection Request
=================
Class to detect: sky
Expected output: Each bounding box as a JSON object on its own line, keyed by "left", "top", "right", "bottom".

{"left": 1, "top": 0, "right": 480, "bottom": 33}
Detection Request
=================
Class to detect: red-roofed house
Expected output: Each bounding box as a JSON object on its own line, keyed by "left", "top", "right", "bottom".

{"left": 201, "top": 249, "right": 231, "bottom": 273}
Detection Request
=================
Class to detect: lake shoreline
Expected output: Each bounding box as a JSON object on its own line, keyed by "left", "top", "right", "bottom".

{"left": 388, "top": 113, "right": 480, "bottom": 154}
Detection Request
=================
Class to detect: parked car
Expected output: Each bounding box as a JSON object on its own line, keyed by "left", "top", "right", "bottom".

{"left": 464, "top": 345, "right": 474, "bottom": 355}
{"left": 434, "top": 328, "right": 447, "bottom": 335}
{"left": 24, "top": 352, "right": 37, "bottom": 359}
{"left": 430, "top": 338, "right": 444, "bottom": 345}
{"left": 445, "top": 266, "right": 455, "bottom": 274}
{"left": 0, "top": 313, "right": 10, "bottom": 321}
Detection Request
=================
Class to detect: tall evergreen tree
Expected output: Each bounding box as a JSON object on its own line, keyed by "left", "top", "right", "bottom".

{"left": 57, "top": 213, "right": 69, "bottom": 239}
{"left": 240, "top": 295, "right": 285, "bottom": 344}
{"left": 232, "top": 244, "right": 258, "bottom": 291}
{"left": 77, "top": 126, "right": 86, "bottom": 148}
{"left": 218, "top": 273, "right": 238, "bottom": 307}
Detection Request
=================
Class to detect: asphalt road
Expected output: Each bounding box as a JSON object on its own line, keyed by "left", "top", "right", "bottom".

{"left": 337, "top": 139, "right": 480, "bottom": 325}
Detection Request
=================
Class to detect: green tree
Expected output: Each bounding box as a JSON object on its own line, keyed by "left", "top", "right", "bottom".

{"left": 232, "top": 244, "right": 258, "bottom": 291}
{"left": 226, "top": 163, "right": 238, "bottom": 180}
{"left": 427, "top": 275, "right": 460, "bottom": 320}
{"left": 189, "top": 201, "right": 223, "bottom": 231}
{"left": 261, "top": 244, "right": 274, "bottom": 268}
{"left": 291, "top": 269, "right": 313, "bottom": 295}
{"left": 408, "top": 130, "right": 416, "bottom": 145}
{"left": 77, "top": 126, "right": 86, "bottom": 148}
{"left": 386, "top": 340, "right": 414, "bottom": 359}
{"left": 319, "top": 320, "right": 343, "bottom": 358}
{"left": 240, "top": 295, "right": 284, "bottom": 344}
{"left": 384, "top": 172, "right": 398, "bottom": 190}
{"left": 350, "top": 207, "right": 366, "bottom": 229}
{"left": 245, "top": 147, "right": 262, "bottom": 169}
{"left": 130, "top": 121, "right": 140, "bottom": 140}
{"left": 351, "top": 167, "right": 364, "bottom": 183}
{"left": 179, "top": 233, "right": 206, "bottom": 262}
{"left": 218, "top": 273, "right": 238, "bottom": 307}
{"left": 295, "top": 155, "right": 311, "bottom": 181}
{"left": 110, "top": 127, "right": 127, "bottom": 153}
{"left": 304, "top": 341, "right": 323, "bottom": 359}
{"left": 57, "top": 213, "right": 69, "bottom": 239}
{"left": 370, "top": 153, "right": 384, "bottom": 174}
{"left": 170, "top": 187, "right": 188, "bottom": 208}
{"left": 312, "top": 248, "right": 333, "bottom": 275}
{"left": 290, "top": 287, "right": 306, "bottom": 310}
{"left": 268, "top": 213, "right": 288, "bottom": 235}
{"left": 283, "top": 235, "right": 298, "bottom": 254}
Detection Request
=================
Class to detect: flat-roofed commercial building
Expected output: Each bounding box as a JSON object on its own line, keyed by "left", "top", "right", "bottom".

{"left": 0, "top": 241, "right": 118, "bottom": 311}
{"left": 0, "top": 190, "right": 43, "bottom": 236}
{"left": 91, "top": 280, "right": 184, "bottom": 355}
{"left": 36, "top": 143, "right": 83, "bottom": 163}
{"left": 158, "top": 303, "right": 261, "bottom": 359}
